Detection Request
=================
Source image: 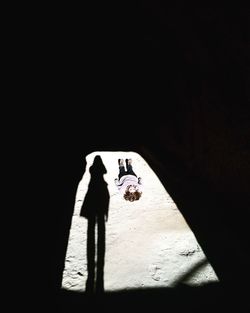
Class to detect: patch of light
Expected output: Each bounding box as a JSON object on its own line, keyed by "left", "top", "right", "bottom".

{"left": 61, "top": 151, "right": 219, "bottom": 292}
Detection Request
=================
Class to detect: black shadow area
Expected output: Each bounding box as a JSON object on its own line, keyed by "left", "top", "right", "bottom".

{"left": 18, "top": 3, "right": 249, "bottom": 313}
{"left": 56, "top": 283, "right": 242, "bottom": 313}
{"left": 80, "top": 155, "right": 110, "bottom": 294}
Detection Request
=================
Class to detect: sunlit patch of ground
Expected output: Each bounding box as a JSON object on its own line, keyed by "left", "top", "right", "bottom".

{"left": 61, "top": 151, "right": 219, "bottom": 292}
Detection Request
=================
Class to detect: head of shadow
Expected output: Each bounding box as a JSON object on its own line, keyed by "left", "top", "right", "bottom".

{"left": 80, "top": 155, "right": 109, "bottom": 220}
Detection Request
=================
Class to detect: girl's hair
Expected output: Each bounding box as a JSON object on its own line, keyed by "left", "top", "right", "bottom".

{"left": 123, "top": 190, "right": 142, "bottom": 202}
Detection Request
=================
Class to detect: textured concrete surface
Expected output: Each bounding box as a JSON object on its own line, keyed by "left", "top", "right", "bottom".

{"left": 61, "top": 151, "right": 218, "bottom": 292}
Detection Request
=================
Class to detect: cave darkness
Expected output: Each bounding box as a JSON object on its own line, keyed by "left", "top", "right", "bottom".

{"left": 20, "top": 4, "right": 249, "bottom": 313}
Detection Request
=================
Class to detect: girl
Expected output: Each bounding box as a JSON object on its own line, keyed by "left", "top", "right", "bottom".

{"left": 114, "top": 158, "right": 142, "bottom": 202}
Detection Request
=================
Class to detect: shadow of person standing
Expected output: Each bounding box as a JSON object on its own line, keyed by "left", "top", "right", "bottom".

{"left": 80, "top": 155, "right": 110, "bottom": 295}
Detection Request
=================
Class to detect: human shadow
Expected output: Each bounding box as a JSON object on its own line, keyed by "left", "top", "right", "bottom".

{"left": 80, "top": 155, "right": 110, "bottom": 295}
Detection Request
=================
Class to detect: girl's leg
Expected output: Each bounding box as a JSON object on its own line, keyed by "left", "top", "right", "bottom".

{"left": 118, "top": 159, "right": 126, "bottom": 180}
{"left": 125, "top": 159, "right": 137, "bottom": 177}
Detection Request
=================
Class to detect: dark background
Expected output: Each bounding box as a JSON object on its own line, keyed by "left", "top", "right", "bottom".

{"left": 14, "top": 3, "right": 249, "bottom": 312}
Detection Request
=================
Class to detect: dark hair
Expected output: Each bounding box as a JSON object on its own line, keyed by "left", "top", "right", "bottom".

{"left": 123, "top": 190, "right": 142, "bottom": 202}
